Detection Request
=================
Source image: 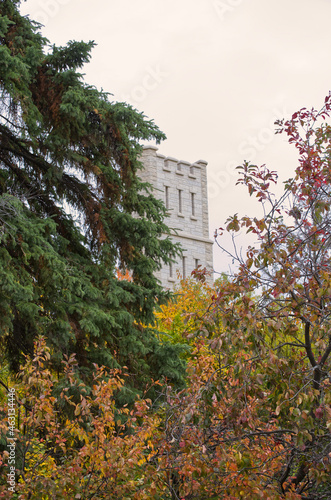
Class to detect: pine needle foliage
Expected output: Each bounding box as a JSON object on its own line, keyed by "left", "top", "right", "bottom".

{"left": 0, "top": 0, "right": 185, "bottom": 402}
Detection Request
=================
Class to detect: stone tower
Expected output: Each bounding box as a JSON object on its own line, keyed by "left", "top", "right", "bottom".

{"left": 140, "top": 145, "right": 213, "bottom": 288}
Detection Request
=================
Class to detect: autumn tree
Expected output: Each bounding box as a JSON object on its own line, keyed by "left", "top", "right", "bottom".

{"left": 0, "top": 338, "right": 160, "bottom": 499}
{"left": 0, "top": 0, "right": 186, "bottom": 401}
{"left": 211, "top": 94, "right": 331, "bottom": 498}
{"left": 154, "top": 271, "right": 220, "bottom": 349}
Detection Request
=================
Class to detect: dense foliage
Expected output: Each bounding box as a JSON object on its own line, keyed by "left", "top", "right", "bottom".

{"left": 1, "top": 1, "right": 331, "bottom": 499}
{"left": 0, "top": 0, "right": 186, "bottom": 401}
{"left": 212, "top": 95, "right": 331, "bottom": 498}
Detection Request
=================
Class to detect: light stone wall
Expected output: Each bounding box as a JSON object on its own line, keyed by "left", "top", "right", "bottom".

{"left": 140, "top": 146, "right": 214, "bottom": 289}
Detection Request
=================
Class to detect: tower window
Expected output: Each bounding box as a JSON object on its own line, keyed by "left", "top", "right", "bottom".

{"left": 195, "top": 258, "right": 199, "bottom": 269}
{"left": 169, "top": 262, "right": 173, "bottom": 278}
{"left": 182, "top": 256, "right": 186, "bottom": 279}
{"left": 178, "top": 189, "right": 183, "bottom": 213}
{"left": 165, "top": 186, "right": 169, "bottom": 209}
{"left": 191, "top": 192, "right": 195, "bottom": 216}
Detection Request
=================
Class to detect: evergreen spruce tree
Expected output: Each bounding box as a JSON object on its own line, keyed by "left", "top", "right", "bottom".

{"left": 0, "top": 0, "right": 185, "bottom": 402}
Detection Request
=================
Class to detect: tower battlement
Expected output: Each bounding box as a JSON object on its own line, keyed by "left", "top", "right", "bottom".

{"left": 140, "top": 146, "right": 213, "bottom": 288}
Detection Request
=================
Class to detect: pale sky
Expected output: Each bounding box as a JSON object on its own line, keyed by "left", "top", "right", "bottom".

{"left": 20, "top": 0, "right": 331, "bottom": 274}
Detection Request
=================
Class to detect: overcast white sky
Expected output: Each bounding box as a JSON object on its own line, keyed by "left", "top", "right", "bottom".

{"left": 20, "top": 0, "right": 331, "bottom": 274}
